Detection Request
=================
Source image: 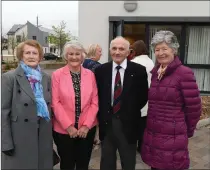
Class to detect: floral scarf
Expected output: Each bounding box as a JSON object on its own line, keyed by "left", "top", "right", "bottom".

{"left": 20, "top": 61, "right": 50, "bottom": 121}
{"left": 157, "top": 65, "right": 167, "bottom": 80}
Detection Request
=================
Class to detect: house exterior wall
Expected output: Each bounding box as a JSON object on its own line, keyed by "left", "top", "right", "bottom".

{"left": 27, "top": 22, "right": 49, "bottom": 48}
{"left": 78, "top": 1, "right": 210, "bottom": 63}
{"left": 15, "top": 25, "right": 28, "bottom": 39}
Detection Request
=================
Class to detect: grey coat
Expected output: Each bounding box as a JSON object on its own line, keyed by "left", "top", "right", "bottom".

{"left": 1, "top": 65, "right": 53, "bottom": 169}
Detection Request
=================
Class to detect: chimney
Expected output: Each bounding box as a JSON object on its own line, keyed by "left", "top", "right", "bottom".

{"left": 37, "top": 15, "right": 38, "bottom": 27}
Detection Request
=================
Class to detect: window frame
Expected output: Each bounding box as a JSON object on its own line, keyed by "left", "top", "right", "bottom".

{"left": 109, "top": 17, "right": 210, "bottom": 94}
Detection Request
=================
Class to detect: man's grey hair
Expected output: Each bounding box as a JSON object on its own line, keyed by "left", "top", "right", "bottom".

{"left": 110, "top": 36, "right": 130, "bottom": 51}
{"left": 151, "top": 30, "right": 180, "bottom": 54}
{"left": 63, "top": 41, "right": 86, "bottom": 60}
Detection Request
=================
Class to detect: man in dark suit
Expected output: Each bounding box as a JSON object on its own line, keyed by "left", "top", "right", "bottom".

{"left": 95, "top": 36, "right": 148, "bottom": 170}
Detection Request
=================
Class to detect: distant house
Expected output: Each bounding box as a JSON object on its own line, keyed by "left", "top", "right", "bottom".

{"left": 7, "top": 21, "right": 57, "bottom": 55}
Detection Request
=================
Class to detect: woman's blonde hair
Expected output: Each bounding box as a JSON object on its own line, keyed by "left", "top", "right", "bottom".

{"left": 86, "top": 44, "right": 101, "bottom": 59}
{"left": 16, "top": 40, "right": 44, "bottom": 61}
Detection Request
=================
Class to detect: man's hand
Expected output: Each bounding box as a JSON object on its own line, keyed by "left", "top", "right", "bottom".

{"left": 77, "top": 126, "right": 89, "bottom": 138}
{"left": 67, "top": 125, "right": 78, "bottom": 138}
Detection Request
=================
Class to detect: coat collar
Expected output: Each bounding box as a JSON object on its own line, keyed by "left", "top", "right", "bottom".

{"left": 15, "top": 64, "right": 46, "bottom": 78}
{"left": 61, "top": 64, "right": 89, "bottom": 110}
{"left": 151, "top": 56, "right": 182, "bottom": 76}
{"left": 62, "top": 64, "right": 88, "bottom": 75}
{"left": 15, "top": 65, "right": 46, "bottom": 101}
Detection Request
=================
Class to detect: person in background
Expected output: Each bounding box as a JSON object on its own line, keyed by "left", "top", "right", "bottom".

{"left": 130, "top": 40, "right": 154, "bottom": 153}
{"left": 95, "top": 36, "right": 148, "bottom": 170}
{"left": 82, "top": 44, "right": 102, "bottom": 73}
{"left": 1, "top": 40, "right": 53, "bottom": 169}
{"left": 52, "top": 41, "right": 98, "bottom": 170}
{"left": 141, "top": 30, "right": 202, "bottom": 170}
{"left": 127, "top": 47, "right": 136, "bottom": 61}
{"left": 82, "top": 44, "right": 102, "bottom": 148}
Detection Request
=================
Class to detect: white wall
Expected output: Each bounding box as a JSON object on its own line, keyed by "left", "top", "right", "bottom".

{"left": 78, "top": 1, "right": 210, "bottom": 63}
{"left": 15, "top": 24, "right": 28, "bottom": 37}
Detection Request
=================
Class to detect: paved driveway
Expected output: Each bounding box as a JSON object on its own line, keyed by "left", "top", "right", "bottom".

{"left": 46, "top": 69, "right": 210, "bottom": 169}
{"left": 53, "top": 126, "right": 210, "bottom": 169}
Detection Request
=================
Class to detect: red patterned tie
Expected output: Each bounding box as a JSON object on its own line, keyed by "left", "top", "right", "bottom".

{"left": 113, "top": 66, "right": 122, "bottom": 114}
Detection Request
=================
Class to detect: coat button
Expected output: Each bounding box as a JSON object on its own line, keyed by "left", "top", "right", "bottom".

{"left": 24, "top": 119, "right": 28, "bottom": 122}
{"left": 18, "top": 90, "right": 21, "bottom": 93}
{"left": 47, "top": 102, "right": 50, "bottom": 105}
{"left": 24, "top": 103, "right": 28, "bottom": 106}
{"left": 48, "top": 88, "right": 50, "bottom": 92}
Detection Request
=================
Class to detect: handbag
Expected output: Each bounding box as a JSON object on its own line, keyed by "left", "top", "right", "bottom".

{"left": 53, "top": 149, "right": 60, "bottom": 166}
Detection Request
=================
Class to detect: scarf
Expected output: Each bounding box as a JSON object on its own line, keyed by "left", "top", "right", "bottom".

{"left": 20, "top": 61, "right": 50, "bottom": 121}
{"left": 157, "top": 65, "right": 167, "bottom": 80}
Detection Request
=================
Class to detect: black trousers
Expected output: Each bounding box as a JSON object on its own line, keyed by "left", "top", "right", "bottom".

{"left": 100, "top": 117, "right": 137, "bottom": 170}
{"left": 53, "top": 126, "right": 96, "bottom": 170}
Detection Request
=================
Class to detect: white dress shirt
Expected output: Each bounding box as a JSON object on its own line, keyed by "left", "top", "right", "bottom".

{"left": 131, "top": 55, "right": 154, "bottom": 117}
{"left": 111, "top": 59, "right": 127, "bottom": 105}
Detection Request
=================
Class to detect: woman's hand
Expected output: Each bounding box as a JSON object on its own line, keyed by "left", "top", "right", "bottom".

{"left": 77, "top": 126, "right": 89, "bottom": 138}
{"left": 67, "top": 125, "right": 78, "bottom": 138}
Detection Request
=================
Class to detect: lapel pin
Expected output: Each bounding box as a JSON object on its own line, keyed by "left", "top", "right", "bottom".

{"left": 131, "top": 75, "right": 133, "bottom": 77}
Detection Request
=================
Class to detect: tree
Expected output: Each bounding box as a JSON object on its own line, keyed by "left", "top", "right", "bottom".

{"left": 8, "top": 33, "right": 27, "bottom": 61}
{"left": 48, "top": 21, "right": 71, "bottom": 56}
{"left": 8, "top": 36, "right": 17, "bottom": 58}
{"left": 21, "top": 32, "right": 27, "bottom": 42}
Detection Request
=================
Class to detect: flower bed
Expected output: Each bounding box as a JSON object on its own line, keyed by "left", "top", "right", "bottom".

{"left": 200, "top": 96, "right": 210, "bottom": 119}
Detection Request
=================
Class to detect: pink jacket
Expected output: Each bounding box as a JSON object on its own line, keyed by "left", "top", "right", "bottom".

{"left": 51, "top": 65, "right": 98, "bottom": 134}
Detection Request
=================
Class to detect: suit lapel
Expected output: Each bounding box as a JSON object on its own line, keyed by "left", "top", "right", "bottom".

{"left": 106, "top": 62, "right": 113, "bottom": 106}
{"left": 63, "top": 66, "right": 75, "bottom": 107}
{"left": 80, "top": 67, "right": 88, "bottom": 110}
{"left": 122, "top": 61, "right": 133, "bottom": 101}
{"left": 15, "top": 65, "right": 35, "bottom": 101}
{"left": 41, "top": 72, "right": 48, "bottom": 101}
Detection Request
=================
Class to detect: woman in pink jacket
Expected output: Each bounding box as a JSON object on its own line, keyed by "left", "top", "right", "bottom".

{"left": 51, "top": 41, "right": 98, "bottom": 170}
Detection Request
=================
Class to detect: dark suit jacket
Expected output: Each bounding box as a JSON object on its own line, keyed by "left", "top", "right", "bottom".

{"left": 95, "top": 60, "right": 148, "bottom": 144}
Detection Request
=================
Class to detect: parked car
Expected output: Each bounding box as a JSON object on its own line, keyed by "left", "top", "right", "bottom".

{"left": 44, "top": 53, "right": 59, "bottom": 60}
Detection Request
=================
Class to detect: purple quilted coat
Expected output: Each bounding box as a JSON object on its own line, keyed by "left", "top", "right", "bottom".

{"left": 141, "top": 56, "right": 201, "bottom": 170}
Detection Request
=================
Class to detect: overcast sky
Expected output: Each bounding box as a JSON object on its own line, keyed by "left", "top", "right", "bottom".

{"left": 2, "top": 1, "right": 78, "bottom": 36}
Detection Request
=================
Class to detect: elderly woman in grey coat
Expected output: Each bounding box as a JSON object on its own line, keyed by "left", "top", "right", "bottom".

{"left": 1, "top": 40, "right": 53, "bottom": 169}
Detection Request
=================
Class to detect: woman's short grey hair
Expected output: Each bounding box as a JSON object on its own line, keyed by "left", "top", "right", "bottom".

{"left": 151, "top": 30, "right": 180, "bottom": 55}
{"left": 63, "top": 41, "right": 86, "bottom": 60}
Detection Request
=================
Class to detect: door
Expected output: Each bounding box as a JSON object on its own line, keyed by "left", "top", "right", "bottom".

{"left": 108, "top": 20, "right": 125, "bottom": 61}
{"left": 113, "top": 20, "right": 124, "bottom": 38}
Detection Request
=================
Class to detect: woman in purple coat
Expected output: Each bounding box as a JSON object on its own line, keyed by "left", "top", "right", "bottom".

{"left": 141, "top": 30, "right": 202, "bottom": 170}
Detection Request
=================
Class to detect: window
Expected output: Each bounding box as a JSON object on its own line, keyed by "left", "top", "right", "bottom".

{"left": 124, "top": 24, "right": 146, "bottom": 45}
{"left": 185, "top": 26, "right": 210, "bottom": 64}
{"left": 149, "top": 25, "right": 182, "bottom": 63}
{"left": 16, "top": 35, "right": 21, "bottom": 43}
{"left": 112, "top": 21, "right": 210, "bottom": 93}
{"left": 146, "top": 24, "right": 209, "bottom": 93}
{"left": 185, "top": 26, "right": 210, "bottom": 92}
{"left": 45, "top": 37, "right": 48, "bottom": 43}
{"left": 32, "top": 36, "right": 36, "bottom": 40}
